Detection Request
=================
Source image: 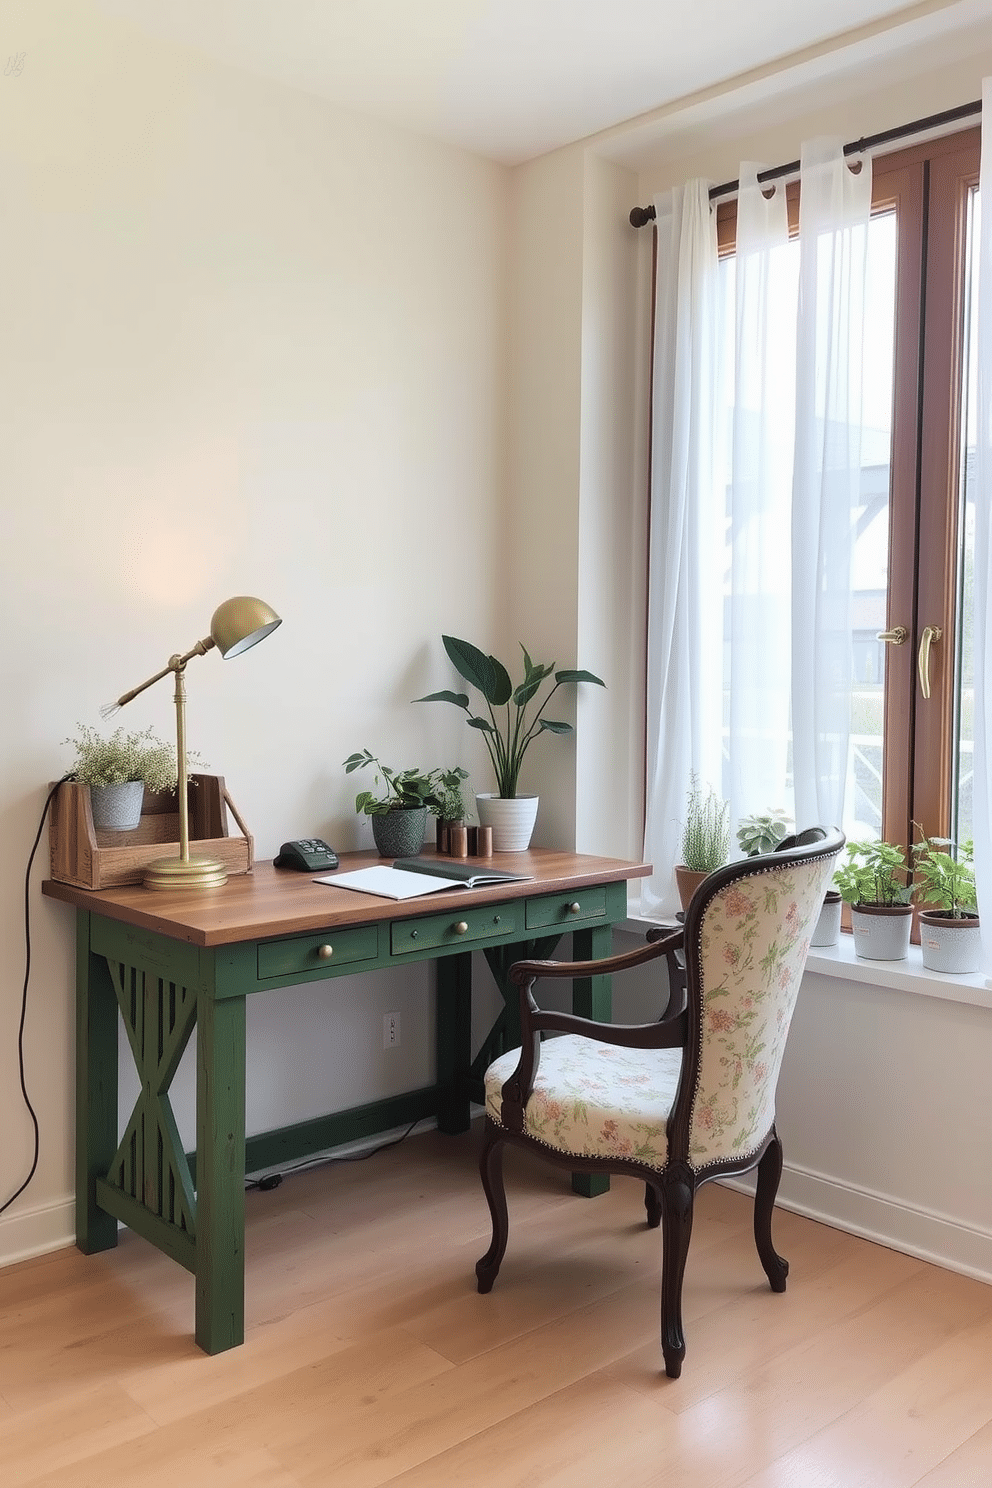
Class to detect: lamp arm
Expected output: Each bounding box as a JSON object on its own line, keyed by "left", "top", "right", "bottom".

{"left": 108, "top": 637, "right": 216, "bottom": 710}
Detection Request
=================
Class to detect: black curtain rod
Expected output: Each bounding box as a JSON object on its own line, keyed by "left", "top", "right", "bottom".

{"left": 628, "top": 97, "right": 982, "bottom": 227}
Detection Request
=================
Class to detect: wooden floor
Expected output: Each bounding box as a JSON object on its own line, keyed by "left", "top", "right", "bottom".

{"left": 2, "top": 1124, "right": 991, "bottom": 1486}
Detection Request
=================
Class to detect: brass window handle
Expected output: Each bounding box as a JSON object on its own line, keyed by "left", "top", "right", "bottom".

{"left": 876, "top": 626, "right": 908, "bottom": 644}
{"left": 918, "top": 625, "right": 942, "bottom": 700}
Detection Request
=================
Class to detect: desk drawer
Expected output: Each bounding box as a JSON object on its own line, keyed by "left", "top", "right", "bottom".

{"left": 391, "top": 902, "right": 521, "bottom": 956}
{"left": 525, "top": 887, "right": 607, "bottom": 930}
{"left": 257, "top": 925, "right": 379, "bottom": 979}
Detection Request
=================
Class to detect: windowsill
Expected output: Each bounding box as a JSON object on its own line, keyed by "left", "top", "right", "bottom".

{"left": 620, "top": 915, "right": 992, "bottom": 1011}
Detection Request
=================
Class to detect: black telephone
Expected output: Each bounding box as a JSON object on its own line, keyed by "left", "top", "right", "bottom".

{"left": 274, "top": 839, "right": 339, "bottom": 872}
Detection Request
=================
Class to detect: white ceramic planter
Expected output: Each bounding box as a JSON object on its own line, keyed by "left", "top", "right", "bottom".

{"left": 850, "top": 903, "right": 913, "bottom": 960}
{"left": 89, "top": 780, "right": 144, "bottom": 831}
{"left": 918, "top": 911, "right": 982, "bottom": 974}
{"left": 475, "top": 794, "right": 539, "bottom": 852}
{"left": 810, "top": 891, "right": 842, "bottom": 947}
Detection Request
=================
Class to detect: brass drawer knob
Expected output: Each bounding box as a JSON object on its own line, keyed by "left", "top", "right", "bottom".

{"left": 454, "top": 921, "right": 469, "bottom": 935}
{"left": 567, "top": 902, "right": 581, "bottom": 915}
{"left": 317, "top": 944, "right": 334, "bottom": 960}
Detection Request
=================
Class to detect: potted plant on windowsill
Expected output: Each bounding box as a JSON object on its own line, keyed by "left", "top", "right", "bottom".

{"left": 676, "top": 775, "right": 730, "bottom": 910}
{"left": 343, "top": 750, "right": 444, "bottom": 858}
{"left": 414, "top": 635, "right": 605, "bottom": 851}
{"left": 912, "top": 827, "right": 980, "bottom": 974}
{"left": 64, "top": 723, "right": 196, "bottom": 831}
{"left": 832, "top": 839, "right": 912, "bottom": 960}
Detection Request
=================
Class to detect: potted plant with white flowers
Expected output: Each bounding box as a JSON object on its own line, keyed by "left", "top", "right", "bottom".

{"left": 912, "top": 827, "right": 981, "bottom": 974}
{"left": 64, "top": 723, "right": 192, "bottom": 831}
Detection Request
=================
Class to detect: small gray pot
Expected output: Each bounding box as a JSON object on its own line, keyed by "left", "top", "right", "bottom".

{"left": 850, "top": 903, "right": 913, "bottom": 960}
{"left": 918, "top": 911, "right": 982, "bottom": 974}
{"left": 89, "top": 780, "right": 145, "bottom": 831}
{"left": 371, "top": 807, "right": 427, "bottom": 858}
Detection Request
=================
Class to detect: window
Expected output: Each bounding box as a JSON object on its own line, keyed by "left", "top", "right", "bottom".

{"left": 712, "top": 129, "right": 981, "bottom": 851}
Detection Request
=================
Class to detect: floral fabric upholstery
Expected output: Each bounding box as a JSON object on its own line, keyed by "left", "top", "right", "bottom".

{"left": 486, "top": 854, "right": 833, "bottom": 1176}
{"left": 688, "top": 856, "right": 829, "bottom": 1169}
{"left": 485, "top": 1036, "right": 683, "bottom": 1167}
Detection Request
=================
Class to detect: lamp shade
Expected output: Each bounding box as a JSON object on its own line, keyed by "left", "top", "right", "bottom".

{"left": 209, "top": 596, "right": 282, "bottom": 659}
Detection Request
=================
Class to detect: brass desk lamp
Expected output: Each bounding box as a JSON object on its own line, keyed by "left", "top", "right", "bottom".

{"left": 103, "top": 596, "right": 281, "bottom": 889}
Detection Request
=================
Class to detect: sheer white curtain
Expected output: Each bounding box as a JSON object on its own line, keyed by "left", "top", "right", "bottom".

{"left": 641, "top": 182, "right": 722, "bottom": 917}
{"left": 643, "top": 143, "right": 871, "bottom": 915}
{"left": 726, "top": 166, "right": 796, "bottom": 829}
{"left": 791, "top": 140, "right": 872, "bottom": 829}
{"left": 973, "top": 79, "right": 991, "bottom": 965}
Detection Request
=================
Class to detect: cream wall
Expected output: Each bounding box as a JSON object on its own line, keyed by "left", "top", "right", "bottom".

{"left": 0, "top": 1, "right": 508, "bottom": 1262}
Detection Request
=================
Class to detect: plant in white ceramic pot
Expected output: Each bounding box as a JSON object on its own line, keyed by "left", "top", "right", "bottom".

{"left": 832, "top": 839, "right": 912, "bottom": 960}
{"left": 414, "top": 635, "right": 605, "bottom": 850}
{"left": 911, "top": 826, "right": 980, "bottom": 973}
{"left": 64, "top": 723, "right": 193, "bottom": 831}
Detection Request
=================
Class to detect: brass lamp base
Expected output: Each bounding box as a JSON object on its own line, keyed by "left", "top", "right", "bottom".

{"left": 143, "top": 855, "right": 229, "bottom": 890}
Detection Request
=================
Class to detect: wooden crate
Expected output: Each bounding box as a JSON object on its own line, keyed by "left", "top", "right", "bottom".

{"left": 49, "top": 773, "right": 253, "bottom": 890}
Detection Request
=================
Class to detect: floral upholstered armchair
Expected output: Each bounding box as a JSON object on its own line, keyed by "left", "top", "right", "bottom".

{"left": 475, "top": 826, "right": 844, "bottom": 1378}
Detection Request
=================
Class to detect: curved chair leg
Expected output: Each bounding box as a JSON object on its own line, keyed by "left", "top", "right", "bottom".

{"left": 753, "top": 1128, "right": 789, "bottom": 1293}
{"left": 644, "top": 1181, "right": 662, "bottom": 1229}
{"left": 660, "top": 1169, "right": 695, "bottom": 1378}
{"left": 476, "top": 1123, "right": 509, "bottom": 1294}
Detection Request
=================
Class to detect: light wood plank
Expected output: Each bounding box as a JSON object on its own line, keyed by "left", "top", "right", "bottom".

{"left": 1, "top": 1125, "right": 990, "bottom": 1488}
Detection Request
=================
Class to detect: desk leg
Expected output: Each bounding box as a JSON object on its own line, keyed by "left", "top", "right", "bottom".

{"left": 194, "top": 991, "right": 246, "bottom": 1354}
{"left": 75, "top": 913, "right": 119, "bottom": 1254}
{"left": 571, "top": 923, "right": 613, "bottom": 1198}
{"left": 436, "top": 951, "right": 472, "bottom": 1135}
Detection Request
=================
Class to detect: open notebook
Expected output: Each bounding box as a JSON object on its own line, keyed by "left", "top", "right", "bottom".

{"left": 317, "top": 858, "right": 532, "bottom": 900}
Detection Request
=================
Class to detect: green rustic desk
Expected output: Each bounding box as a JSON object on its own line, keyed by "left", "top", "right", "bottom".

{"left": 43, "top": 848, "right": 648, "bottom": 1354}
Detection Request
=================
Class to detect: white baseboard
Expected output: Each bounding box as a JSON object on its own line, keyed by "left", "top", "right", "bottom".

{"left": 0, "top": 1192, "right": 75, "bottom": 1269}
{"left": 722, "top": 1162, "right": 992, "bottom": 1286}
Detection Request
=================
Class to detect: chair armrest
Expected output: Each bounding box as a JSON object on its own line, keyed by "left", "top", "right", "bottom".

{"left": 498, "top": 930, "right": 687, "bottom": 1131}
{"left": 508, "top": 924, "right": 683, "bottom": 987}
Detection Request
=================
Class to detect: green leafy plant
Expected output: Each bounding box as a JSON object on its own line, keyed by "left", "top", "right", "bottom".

{"left": 681, "top": 775, "right": 731, "bottom": 873}
{"left": 432, "top": 766, "right": 471, "bottom": 822}
{"left": 414, "top": 635, "right": 605, "bottom": 798}
{"left": 832, "top": 839, "right": 912, "bottom": 907}
{"left": 736, "top": 809, "right": 793, "bottom": 857}
{"left": 343, "top": 750, "right": 444, "bottom": 817}
{"left": 911, "top": 826, "right": 977, "bottom": 918}
{"left": 64, "top": 723, "right": 197, "bottom": 794}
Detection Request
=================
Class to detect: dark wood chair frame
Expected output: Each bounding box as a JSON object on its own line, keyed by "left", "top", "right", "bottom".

{"left": 475, "top": 827, "right": 844, "bottom": 1378}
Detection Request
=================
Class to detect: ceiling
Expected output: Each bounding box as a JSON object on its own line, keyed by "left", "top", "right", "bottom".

{"left": 93, "top": 0, "right": 984, "bottom": 164}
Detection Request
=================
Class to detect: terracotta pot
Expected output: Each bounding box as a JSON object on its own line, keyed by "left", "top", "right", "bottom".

{"left": 675, "top": 865, "right": 709, "bottom": 912}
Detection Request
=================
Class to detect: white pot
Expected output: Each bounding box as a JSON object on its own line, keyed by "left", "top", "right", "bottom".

{"left": 918, "top": 911, "right": 982, "bottom": 974}
{"left": 89, "top": 780, "right": 145, "bottom": 831}
{"left": 850, "top": 903, "right": 913, "bottom": 960}
{"left": 810, "top": 891, "right": 842, "bottom": 947}
{"left": 475, "top": 794, "right": 539, "bottom": 852}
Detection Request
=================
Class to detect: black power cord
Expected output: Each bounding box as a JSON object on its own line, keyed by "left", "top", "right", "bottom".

{"left": 244, "top": 1115, "right": 423, "bottom": 1192}
{"left": 1, "top": 775, "right": 72, "bottom": 1218}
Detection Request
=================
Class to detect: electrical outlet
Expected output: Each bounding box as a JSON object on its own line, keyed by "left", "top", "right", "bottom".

{"left": 383, "top": 1011, "right": 400, "bottom": 1049}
